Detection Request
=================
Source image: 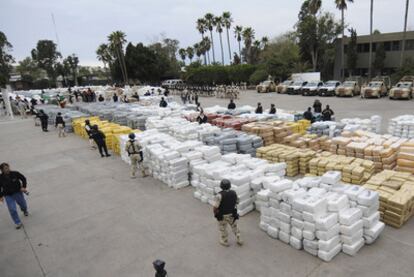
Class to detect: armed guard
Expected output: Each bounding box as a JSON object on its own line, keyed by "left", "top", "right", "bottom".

{"left": 125, "top": 133, "right": 147, "bottom": 178}
{"left": 213, "top": 179, "right": 243, "bottom": 247}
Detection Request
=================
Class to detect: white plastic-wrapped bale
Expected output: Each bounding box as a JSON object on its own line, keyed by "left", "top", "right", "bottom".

{"left": 258, "top": 171, "right": 384, "bottom": 261}
{"left": 388, "top": 115, "right": 414, "bottom": 138}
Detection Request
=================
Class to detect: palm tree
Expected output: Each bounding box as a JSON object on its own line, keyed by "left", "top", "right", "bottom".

{"left": 178, "top": 48, "right": 187, "bottom": 65}
{"left": 261, "top": 36, "right": 269, "bottom": 49}
{"left": 215, "top": 16, "right": 225, "bottom": 65}
{"left": 186, "top": 47, "right": 194, "bottom": 64}
{"left": 222, "top": 12, "right": 233, "bottom": 64}
{"left": 204, "top": 13, "right": 216, "bottom": 63}
{"left": 96, "top": 43, "right": 112, "bottom": 81}
{"left": 193, "top": 43, "right": 203, "bottom": 62}
{"left": 309, "top": 0, "right": 322, "bottom": 15}
{"left": 242, "top": 27, "right": 255, "bottom": 64}
{"left": 335, "top": 0, "right": 354, "bottom": 81}
{"left": 201, "top": 37, "right": 211, "bottom": 65}
{"left": 400, "top": 0, "right": 410, "bottom": 67}
{"left": 196, "top": 18, "right": 208, "bottom": 65}
{"left": 368, "top": 0, "right": 374, "bottom": 78}
{"left": 108, "top": 31, "right": 128, "bottom": 84}
{"left": 234, "top": 25, "right": 243, "bottom": 61}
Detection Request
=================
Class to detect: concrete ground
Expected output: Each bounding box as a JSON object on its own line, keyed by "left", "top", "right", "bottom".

{"left": 1, "top": 93, "right": 414, "bottom": 277}
{"left": 174, "top": 90, "right": 414, "bottom": 133}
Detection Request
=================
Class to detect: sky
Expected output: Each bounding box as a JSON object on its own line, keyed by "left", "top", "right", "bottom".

{"left": 1, "top": 0, "right": 412, "bottom": 66}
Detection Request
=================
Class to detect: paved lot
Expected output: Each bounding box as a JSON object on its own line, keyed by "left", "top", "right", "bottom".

{"left": 175, "top": 90, "right": 414, "bottom": 133}
{"left": 1, "top": 95, "right": 414, "bottom": 276}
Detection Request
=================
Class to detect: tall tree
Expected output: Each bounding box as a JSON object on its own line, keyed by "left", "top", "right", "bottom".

{"left": 96, "top": 43, "right": 112, "bottom": 81}
{"left": 196, "top": 18, "right": 209, "bottom": 65}
{"left": 400, "top": 0, "right": 410, "bottom": 67}
{"left": 373, "top": 42, "right": 386, "bottom": 76}
{"left": 193, "top": 43, "right": 203, "bottom": 61}
{"left": 242, "top": 27, "right": 255, "bottom": 64}
{"left": 186, "top": 47, "right": 194, "bottom": 63}
{"left": 31, "top": 40, "right": 61, "bottom": 84}
{"left": 63, "top": 54, "right": 79, "bottom": 86}
{"left": 335, "top": 0, "right": 354, "bottom": 81}
{"left": 200, "top": 37, "right": 211, "bottom": 65}
{"left": 108, "top": 31, "right": 128, "bottom": 84}
{"left": 0, "top": 31, "right": 15, "bottom": 87}
{"left": 261, "top": 36, "right": 269, "bottom": 49}
{"left": 347, "top": 28, "right": 358, "bottom": 77}
{"left": 215, "top": 16, "right": 225, "bottom": 65}
{"left": 222, "top": 12, "right": 233, "bottom": 64}
{"left": 234, "top": 25, "right": 243, "bottom": 62}
{"left": 204, "top": 13, "right": 216, "bottom": 63}
{"left": 368, "top": 0, "right": 374, "bottom": 79}
{"left": 178, "top": 48, "right": 187, "bottom": 65}
{"left": 16, "top": 57, "right": 43, "bottom": 81}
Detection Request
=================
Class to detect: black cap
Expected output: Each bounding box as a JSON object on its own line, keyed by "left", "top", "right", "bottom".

{"left": 128, "top": 133, "right": 135, "bottom": 140}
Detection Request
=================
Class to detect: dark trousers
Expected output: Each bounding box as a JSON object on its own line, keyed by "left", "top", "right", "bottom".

{"left": 41, "top": 120, "right": 48, "bottom": 131}
{"left": 97, "top": 141, "right": 109, "bottom": 156}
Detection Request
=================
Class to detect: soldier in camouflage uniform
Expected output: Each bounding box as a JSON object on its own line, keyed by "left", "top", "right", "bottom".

{"left": 213, "top": 179, "right": 243, "bottom": 247}
{"left": 125, "top": 133, "right": 147, "bottom": 178}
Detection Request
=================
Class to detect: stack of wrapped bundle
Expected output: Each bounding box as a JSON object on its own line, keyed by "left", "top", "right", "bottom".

{"left": 396, "top": 139, "right": 414, "bottom": 173}
{"left": 388, "top": 115, "right": 414, "bottom": 138}
{"left": 309, "top": 153, "right": 375, "bottom": 185}
{"left": 241, "top": 122, "right": 275, "bottom": 146}
{"left": 192, "top": 153, "right": 286, "bottom": 216}
{"left": 259, "top": 172, "right": 384, "bottom": 261}
{"left": 362, "top": 170, "right": 414, "bottom": 228}
{"left": 257, "top": 144, "right": 317, "bottom": 177}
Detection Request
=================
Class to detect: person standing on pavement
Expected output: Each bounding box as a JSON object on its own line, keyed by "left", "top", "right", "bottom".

{"left": 227, "top": 99, "right": 236, "bottom": 110}
{"left": 17, "top": 97, "right": 28, "bottom": 119}
{"left": 55, "top": 112, "right": 66, "bottom": 137}
{"left": 0, "top": 163, "right": 29, "bottom": 229}
{"left": 84, "top": 120, "right": 96, "bottom": 149}
{"left": 322, "top": 105, "right": 334, "bottom": 121}
{"left": 91, "top": 125, "right": 111, "bottom": 157}
{"left": 269, "top": 104, "right": 276, "bottom": 114}
{"left": 313, "top": 99, "right": 322, "bottom": 113}
{"left": 125, "top": 133, "right": 146, "bottom": 178}
{"left": 255, "top": 102, "right": 263, "bottom": 114}
{"left": 113, "top": 93, "right": 118, "bottom": 102}
{"left": 213, "top": 179, "right": 243, "bottom": 247}
{"left": 38, "top": 110, "right": 49, "bottom": 132}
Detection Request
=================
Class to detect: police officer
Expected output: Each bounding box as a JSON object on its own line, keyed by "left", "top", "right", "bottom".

{"left": 269, "top": 104, "right": 276, "bottom": 114}
{"left": 255, "top": 102, "right": 263, "bottom": 114}
{"left": 91, "top": 125, "right": 111, "bottom": 157}
{"left": 213, "top": 179, "right": 243, "bottom": 247}
{"left": 125, "top": 133, "right": 147, "bottom": 178}
{"left": 84, "top": 120, "right": 96, "bottom": 149}
{"left": 0, "top": 163, "right": 29, "bottom": 229}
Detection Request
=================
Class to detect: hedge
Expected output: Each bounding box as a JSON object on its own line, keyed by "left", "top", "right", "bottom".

{"left": 183, "top": 64, "right": 258, "bottom": 85}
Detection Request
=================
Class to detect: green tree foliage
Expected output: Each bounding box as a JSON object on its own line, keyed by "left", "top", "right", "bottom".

{"left": 347, "top": 28, "right": 358, "bottom": 76}
{"left": 373, "top": 42, "right": 386, "bottom": 75}
{"left": 0, "top": 31, "right": 15, "bottom": 87}
{"left": 249, "top": 68, "right": 268, "bottom": 85}
{"left": 31, "top": 40, "right": 61, "bottom": 82}
{"left": 184, "top": 64, "right": 256, "bottom": 85}
{"left": 392, "top": 57, "right": 414, "bottom": 83}
{"left": 16, "top": 57, "right": 44, "bottom": 81}
{"left": 63, "top": 54, "right": 79, "bottom": 85}
{"left": 296, "top": 2, "right": 341, "bottom": 75}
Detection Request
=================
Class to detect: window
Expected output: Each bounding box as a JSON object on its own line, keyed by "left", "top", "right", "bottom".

{"left": 392, "top": 41, "right": 400, "bottom": 51}
{"left": 363, "top": 43, "right": 370, "bottom": 52}
{"left": 384, "top": 42, "right": 391, "bottom": 51}
{"left": 405, "top": 39, "right": 414, "bottom": 50}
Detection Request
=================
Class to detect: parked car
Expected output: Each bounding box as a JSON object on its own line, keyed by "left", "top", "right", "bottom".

{"left": 276, "top": 80, "right": 294, "bottom": 94}
{"left": 287, "top": 81, "right": 308, "bottom": 95}
{"left": 361, "top": 79, "right": 389, "bottom": 98}
{"left": 161, "top": 79, "right": 185, "bottom": 89}
{"left": 301, "top": 81, "right": 324, "bottom": 96}
{"left": 256, "top": 80, "right": 276, "bottom": 93}
{"left": 336, "top": 81, "right": 361, "bottom": 97}
{"left": 318, "top": 80, "right": 341, "bottom": 97}
{"left": 389, "top": 76, "right": 414, "bottom": 100}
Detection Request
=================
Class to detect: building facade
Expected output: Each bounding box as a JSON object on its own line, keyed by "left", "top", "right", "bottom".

{"left": 334, "top": 31, "right": 414, "bottom": 80}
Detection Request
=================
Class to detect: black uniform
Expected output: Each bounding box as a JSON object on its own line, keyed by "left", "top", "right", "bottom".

{"left": 313, "top": 102, "right": 322, "bottom": 113}
{"left": 215, "top": 190, "right": 238, "bottom": 220}
{"left": 38, "top": 112, "right": 49, "bottom": 131}
{"left": 55, "top": 115, "right": 66, "bottom": 128}
{"left": 113, "top": 95, "right": 118, "bottom": 102}
{"left": 269, "top": 107, "right": 276, "bottom": 114}
{"left": 197, "top": 114, "right": 208, "bottom": 124}
{"left": 91, "top": 130, "right": 110, "bottom": 157}
{"left": 304, "top": 111, "right": 315, "bottom": 123}
{"left": 255, "top": 106, "right": 263, "bottom": 114}
{"left": 159, "top": 100, "right": 168, "bottom": 108}
{"left": 228, "top": 102, "right": 236, "bottom": 110}
{"left": 0, "top": 171, "right": 27, "bottom": 197}
{"left": 322, "top": 108, "right": 334, "bottom": 121}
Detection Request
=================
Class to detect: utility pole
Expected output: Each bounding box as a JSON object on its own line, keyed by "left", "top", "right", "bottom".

{"left": 51, "top": 13, "right": 67, "bottom": 87}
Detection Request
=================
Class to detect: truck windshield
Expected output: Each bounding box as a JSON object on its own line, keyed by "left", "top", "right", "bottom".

{"left": 397, "top": 82, "right": 411, "bottom": 88}
{"left": 343, "top": 82, "right": 354, "bottom": 87}
{"left": 368, "top": 82, "right": 381, "bottom": 88}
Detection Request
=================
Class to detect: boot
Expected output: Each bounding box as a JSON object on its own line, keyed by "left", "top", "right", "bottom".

{"left": 236, "top": 235, "right": 243, "bottom": 246}
{"left": 219, "top": 239, "right": 230, "bottom": 247}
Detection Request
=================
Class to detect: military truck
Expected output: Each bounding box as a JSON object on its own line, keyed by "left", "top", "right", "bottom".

{"left": 389, "top": 76, "right": 414, "bottom": 100}
{"left": 336, "top": 81, "right": 361, "bottom": 97}
{"left": 361, "top": 77, "right": 390, "bottom": 99}
{"left": 276, "top": 80, "right": 294, "bottom": 94}
{"left": 256, "top": 80, "right": 277, "bottom": 93}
